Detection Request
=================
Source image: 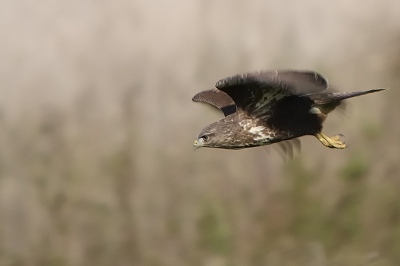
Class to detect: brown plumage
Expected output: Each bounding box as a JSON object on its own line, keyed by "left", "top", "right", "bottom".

{"left": 193, "top": 70, "right": 385, "bottom": 150}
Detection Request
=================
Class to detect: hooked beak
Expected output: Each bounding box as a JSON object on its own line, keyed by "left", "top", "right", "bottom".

{"left": 193, "top": 139, "right": 203, "bottom": 149}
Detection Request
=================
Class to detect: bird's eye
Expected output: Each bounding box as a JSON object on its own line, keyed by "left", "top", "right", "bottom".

{"left": 200, "top": 135, "right": 209, "bottom": 142}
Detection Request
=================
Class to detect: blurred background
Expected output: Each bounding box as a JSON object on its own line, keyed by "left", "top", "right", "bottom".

{"left": 0, "top": 1, "right": 399, "bottom": 265}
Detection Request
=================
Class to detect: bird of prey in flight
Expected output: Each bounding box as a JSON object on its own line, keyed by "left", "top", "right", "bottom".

{"left": 192, "top": 70, "right": 384, "bottom": 150}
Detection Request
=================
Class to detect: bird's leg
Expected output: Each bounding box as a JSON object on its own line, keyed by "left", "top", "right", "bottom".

{"left": 314, "top": 132, "right": 347, "bottom": 149}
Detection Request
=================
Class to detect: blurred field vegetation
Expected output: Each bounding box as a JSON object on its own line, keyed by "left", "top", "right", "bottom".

{"left": 0, "top": 1, "right": 400, "bottom": 265}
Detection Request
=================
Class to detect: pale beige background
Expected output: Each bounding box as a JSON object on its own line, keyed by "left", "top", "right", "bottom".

{"left": 0, "top": 1, "right": 399, "bottom": 265}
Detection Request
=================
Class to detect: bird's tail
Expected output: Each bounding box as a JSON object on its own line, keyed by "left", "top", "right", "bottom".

{"left": 331, "top": 88, "right": 386, "bottom": 101}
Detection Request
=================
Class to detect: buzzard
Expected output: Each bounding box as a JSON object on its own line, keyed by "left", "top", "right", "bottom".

{"left": 192, "top": 70, "right": 384, "bottom": 150}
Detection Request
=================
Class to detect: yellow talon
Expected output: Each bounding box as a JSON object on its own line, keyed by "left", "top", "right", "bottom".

{"left": 315, "top": 132, "right": 347, "bottom": 149}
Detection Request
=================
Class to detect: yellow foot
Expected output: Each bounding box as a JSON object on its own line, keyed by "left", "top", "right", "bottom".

{"left": 315, "top": 132, "right": 347, "bottom": 149}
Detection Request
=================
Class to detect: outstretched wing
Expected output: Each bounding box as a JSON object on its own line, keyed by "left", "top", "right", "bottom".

{"left": 192, "top": 88, "right": 236, "bottom": 117}
{"left": 215, "top": 70, "right": 328, "bottom": 116}
{"left": 309, "top": 88, "right": 385, "bottom": 105}
{"left": 308, "top": 88, "right": 386, "bottom": 115}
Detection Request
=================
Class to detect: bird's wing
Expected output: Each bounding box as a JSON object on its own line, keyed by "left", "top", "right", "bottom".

{"left": 215, "top": 70, "right": 328, "bottom": 116}
{"left": 309, "top": 88, "right": 385, "bottom": 105}
{"left": 192, "top": 88, "right": 236, "bottom": 117}
{"left": 307, "top": 88, "right": 386, "bottom": 115}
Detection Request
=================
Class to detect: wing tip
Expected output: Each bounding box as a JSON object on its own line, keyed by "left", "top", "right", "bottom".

{"left": 191, "top": 89, "right": 215, "bottom": 102}
{"left": 370, "top": 88, "right": 387, "bottom": 92}
{"left": 192, "top": 93, "right": 200, "bottom": 102}
{"left": 362, "top": 88, "right": 387, "bottom": 95}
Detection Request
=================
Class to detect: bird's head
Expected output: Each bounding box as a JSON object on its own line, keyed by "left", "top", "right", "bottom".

{"left": 193, "top": 120, "right": 233, "bottom": 149}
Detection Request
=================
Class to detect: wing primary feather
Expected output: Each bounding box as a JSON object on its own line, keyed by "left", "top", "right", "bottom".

{"left": 214, "top": 70, "right": 329, "bottom": 116}
{"left": 216, "top": 70, "right": 328, "bottom": 94}
{"left": 309, "top": 88, "right": 386, "bottom": 104}
{"left": 192, "top": 89, "right": 236, "bottom": 117}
